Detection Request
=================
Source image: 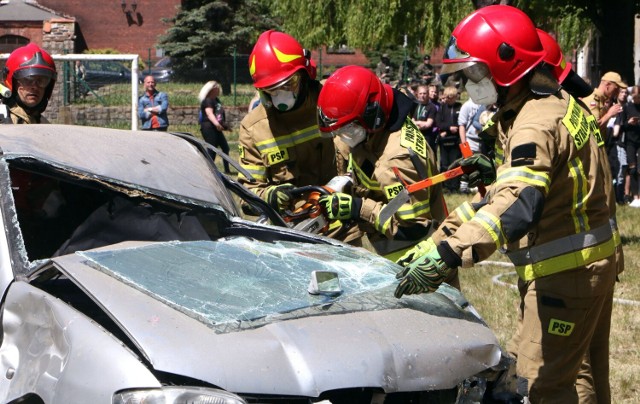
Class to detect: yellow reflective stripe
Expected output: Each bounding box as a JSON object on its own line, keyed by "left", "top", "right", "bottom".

{"left": 397, "top": 199, "right": 431, "bottom": 220}
{"left": 255, "top": 125, "right": 320, "bottom": 154}
{"left": 494, "top": 144, "right": 504, "bottom": 166}
{"left": 374, "top": 208, "right": 392, "bottom": 234}
{"left": 239, "top": 164, "right": 267, "bottom": 180}
{"left": 351, "top": 158, "right": 381, "bottom": 191}
{"left": 454, "top": 201, "right": 476, "bottom": 223}
{"left": 514, "top": 237, "right": 615, "bottom": 281}
{"left": 495, "top": 166, "right": 550, "bottom": 192}
{"left": 472, "top": 210, "right": 505, "bottom": 249}
{"left": 568, "top": 157, "right": 589, "bottom": 233}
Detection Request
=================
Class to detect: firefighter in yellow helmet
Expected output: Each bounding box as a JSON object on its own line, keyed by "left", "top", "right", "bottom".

{"left": 395, "top": 6, "right": 616, "bottom": 403}
{"left": 238, "top": 30, "right": 338, "bottom": 218}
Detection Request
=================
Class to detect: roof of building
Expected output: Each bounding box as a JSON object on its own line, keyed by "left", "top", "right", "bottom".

{"left": 0, "top": 0, "right": 68, "bottom": 21}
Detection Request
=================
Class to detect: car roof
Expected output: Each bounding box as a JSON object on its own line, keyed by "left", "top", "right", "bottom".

{"left": 0, "top": 124, "right": 231, "bottom": 210}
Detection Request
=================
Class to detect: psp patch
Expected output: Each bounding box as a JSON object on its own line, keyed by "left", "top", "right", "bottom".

{"left": 265, "top": 148, "right": 290, "bottom": 166}
{"left": 384, "top": 182, "right": 405, "bottom": 201}
{"left": 400, "top": 120, "right": 427, "bottom": 158}
{"left": 562, "top": 96, "right": 591, "bottom": 151}
{"left": 548, "top": 318, "right": 575, "bottom": 337}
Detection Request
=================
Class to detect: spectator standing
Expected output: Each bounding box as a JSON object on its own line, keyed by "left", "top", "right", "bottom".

{"left": 458, "top": 98, "right": 481, "bottom": 192}
{"left": 138, "top": 75, "right": 169, "bottom": 131}
{"left": 618, "top": 86, "right": 640, "bottom": 206}
{"left": 411, "top": 84, "right": 438, "bottom": 161}
{"left": 611, "top": 87, "right": 629, "bottom": 204}
{"left": 199, "top": 80, "right": 231, "bottom": 174}
{"left": 1, "top": 43, "right": 56, "bottom": 124}
{"left": 375, "top": 53, "right": 393, "bottom": 84}
{"left": 237, "top": 30, "right": 337, "bottom": 215}
{"left": 413, "top": 54, "right": 435, "bottom": 84}
{"left": 582, "top": 71, "right": 626, "bottom": 135}
{"left": 434, "top": 86, "right": 462, "bottom": 192}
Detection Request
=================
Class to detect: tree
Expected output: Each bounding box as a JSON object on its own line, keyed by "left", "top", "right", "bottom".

{"left": 158, "top": 0, "right": 278, "bottom": 75}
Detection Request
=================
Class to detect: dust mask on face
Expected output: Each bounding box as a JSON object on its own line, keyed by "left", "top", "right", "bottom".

{"left": 336, "top": 122, "right": 367, "bottom": 148}
{"left": 270, "top": 90, "right": 297, "bottom": 112}
{"left": 465, "top": 76, "right": 498, "bottom": 105}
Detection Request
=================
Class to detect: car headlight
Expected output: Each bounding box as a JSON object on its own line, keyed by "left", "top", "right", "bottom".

{"left": 113, "top": 386, "right": 247, "bottom": 404}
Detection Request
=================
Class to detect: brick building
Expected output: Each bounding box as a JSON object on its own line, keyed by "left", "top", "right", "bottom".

{"left": 1, "top": 0, "right": 179, "bottom": 62}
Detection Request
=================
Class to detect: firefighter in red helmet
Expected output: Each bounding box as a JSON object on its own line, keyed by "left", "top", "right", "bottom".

{"left": 238, "top": 30, "right": 340, "bottom": 221}
{"left": 395, "top": 6, "right": 616, "bottom": 403}
{"left": 1, "top": 43, "right": 57, "bottom": 124}
{"left": 316, "top": 65, "right": 452, "bottom": 269}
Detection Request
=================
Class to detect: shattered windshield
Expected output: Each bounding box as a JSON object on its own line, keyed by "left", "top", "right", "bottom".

{"left": 79, "top": 238, "right": 401, "bottom": 328}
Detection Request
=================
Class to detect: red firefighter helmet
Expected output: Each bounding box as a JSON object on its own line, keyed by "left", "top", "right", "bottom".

{"left": 249, "top": 30, "right": 315, "bottom": 89}
{"left": 3, "top": 43, "right": 57, "bottom": 94}
{"left": 536, "top": 29, "right": 570, "bottom": 83}
{"left": 317, "top": 65, "right": 394, "bottom": 134}
{"left": 441, "top": 5, "right": 545, "bottom": 87}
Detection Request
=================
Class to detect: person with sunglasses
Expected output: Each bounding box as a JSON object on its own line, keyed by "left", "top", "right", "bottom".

{"left": 1, "top": 43, "right": 57, "bottom": 124}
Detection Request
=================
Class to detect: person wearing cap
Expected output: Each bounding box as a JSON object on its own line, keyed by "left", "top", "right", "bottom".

{"left": 375, "top": 53, "right": 393, "bottom": 84}
{"left": 413, "top": 54, "right": 435, "bottom": 84}
{"left": 582, "top": 71, "right": 628, "bottom": 134}
{"left": 395, "top": 6, "right": 616, "bottom": 402}
{"left": 1, "top": 43, "right": 57, "bottom": 124}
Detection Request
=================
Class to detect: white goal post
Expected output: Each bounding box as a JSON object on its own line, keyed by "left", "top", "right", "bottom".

{"left": 0, "top": 53, "right": 140, "bottom": 130}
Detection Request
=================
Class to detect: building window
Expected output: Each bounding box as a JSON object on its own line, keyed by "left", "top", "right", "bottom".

{"left": 0, "top": 35, "right": 30, "bottom": 54}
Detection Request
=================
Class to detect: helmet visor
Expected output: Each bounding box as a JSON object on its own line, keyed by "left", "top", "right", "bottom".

{"left": 262, "top": 71, "right": 301, "bottom": 95}
{"left": 16, "top": 75, "right": 51, "bottom": 89}
{"left": 462, "top": 62, "right": 491, "bottom": 83}
{"left": 441, "top": 36, "right": 473, "bottom": 75}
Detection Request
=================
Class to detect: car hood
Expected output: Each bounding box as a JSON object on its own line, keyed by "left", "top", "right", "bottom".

{"left": 52, "top": 238, "right": 504, "bottom": 396}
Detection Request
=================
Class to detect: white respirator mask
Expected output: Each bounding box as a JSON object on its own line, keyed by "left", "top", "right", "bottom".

{"left": 270, "top": 90, "right": 297, "bottom": 112}
{"left": 465, "top": 76, "right": 498, "bottom": 106}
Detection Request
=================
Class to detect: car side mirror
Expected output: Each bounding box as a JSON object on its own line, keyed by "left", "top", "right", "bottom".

{"left": 308, "top": 270, "right": 342, "bottom": 296}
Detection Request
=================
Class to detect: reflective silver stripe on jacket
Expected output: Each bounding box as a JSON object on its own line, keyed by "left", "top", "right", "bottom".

{"left": 506, "top": 222, "right": 612, "bottom": 267}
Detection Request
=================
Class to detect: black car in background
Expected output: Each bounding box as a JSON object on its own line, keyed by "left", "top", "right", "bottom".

{"left": 146, "top": 56, "right": 173, "bottom": 83}
{"left": 82, "top": 60, "right": 133, "bottom": 84}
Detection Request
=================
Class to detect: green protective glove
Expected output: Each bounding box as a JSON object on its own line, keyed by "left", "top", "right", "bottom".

{"left": 448, "top": 153, "right": 496, "bottom": 187}
{"left": 318, "top": 192, "right": 362, "bottom": 221}
{"left": 395, "top": 237, "right": 437, "bottom": 275}
{"left": 263, "top": 183, "right": 294, "bottom": 213}
{"left": 394, "top": 248, "right": 453, "bottom": 298}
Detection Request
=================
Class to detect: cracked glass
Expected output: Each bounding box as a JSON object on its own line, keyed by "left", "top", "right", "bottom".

{"left": 79, "top": 238, "right": 406, "bottom": 329}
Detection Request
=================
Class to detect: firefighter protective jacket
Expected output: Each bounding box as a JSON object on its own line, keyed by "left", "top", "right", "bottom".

{"left": 437, "top": 89, "right": 615, "bottom": 281}
{"left": 237, "top": 82, "right": 337, "bottom": 197}
{"left": 350, "top": 115, "right": 446, "bottom": 256}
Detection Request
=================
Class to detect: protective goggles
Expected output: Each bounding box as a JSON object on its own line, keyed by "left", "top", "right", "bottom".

{"left": 16, "top": 76, "right": 51, "bottom": 89}
{"left": 462, "top": 62, "right": 491, "bottom": 83}
{"left": 262, "top": 72, "right": 301, "bottom": 95}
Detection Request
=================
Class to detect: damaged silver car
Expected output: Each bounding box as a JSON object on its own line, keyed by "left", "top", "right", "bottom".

{"left": 0, "top": 124, "right": 516, "bottom": 404}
